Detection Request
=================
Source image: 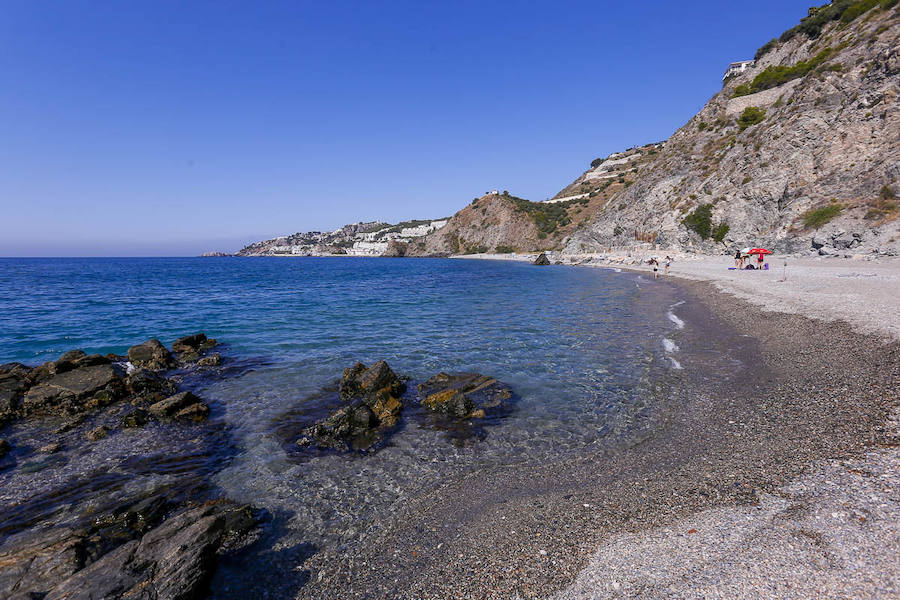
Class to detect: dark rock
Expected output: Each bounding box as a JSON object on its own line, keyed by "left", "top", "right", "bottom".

{"left": 417, "top": 372, "right": 513, "bottom": 417}
{"left": 533, "top": 252, "right": 551, "bottom": 265}
{"left": 148, "top": 391, "right": 200, "bottom": 418}
{"left": 120, "top": 408, "right": 149, "bottom": 428}
{"left": 172, "top": 333, "right": 218, "bottom": 364}
{"left": 44, "top": 503, "right": 254, "bottom": 600}
{"left": 299, "top": 361, "right": 406, "bottom": 451}
{"left": 126, "top": 368, "right": 177, "bottom": 401}
{"left": 0, "top": 438, "right": 9, "bottom": 458}
{"left": 0, "top": 372, "right": 28, "bottom": 423}
{"left": 39, "top": 442, "right": 62, "bottom": 454}
{"left": 85, "top": 425, "right": 110, "bottom": 442}
{"left": 23, "top": 364, "right": 124, "bottom": 416}
{"left": 0, "top": 527, "right": 87, "bottom": 598}
{"left": 1, "top": 501, "right": 255, "bottom": 600}
{"left": 0, "top": 362, "right": 29, "bottom": 375}
{"left": 127, "top": 339, "right": 175, "bottom": 371}
{"left": 172, "top": 333, "right": 208, "bottom": 354}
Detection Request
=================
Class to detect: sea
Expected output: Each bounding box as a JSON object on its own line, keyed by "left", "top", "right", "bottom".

{"left": 0, "top": 257, "right": 692, "bottom": 597}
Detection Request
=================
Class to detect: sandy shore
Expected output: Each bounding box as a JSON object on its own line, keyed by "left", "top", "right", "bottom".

{"left": 298, "top": 258, "right": 900, "bottom": 599}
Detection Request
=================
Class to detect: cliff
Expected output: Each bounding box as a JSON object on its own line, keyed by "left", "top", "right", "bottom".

{"left": 563, "top": 1, "right": 900, "bottom": 256}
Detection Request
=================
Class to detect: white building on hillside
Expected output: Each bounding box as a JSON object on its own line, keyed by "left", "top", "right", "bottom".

{"left": 723, "top": 60, "right": 754, "bottom": 80}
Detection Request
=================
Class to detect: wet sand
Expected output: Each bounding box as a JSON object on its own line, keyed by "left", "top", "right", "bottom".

{"left": 296, "top": 276, "right": 900, "bottom": 599}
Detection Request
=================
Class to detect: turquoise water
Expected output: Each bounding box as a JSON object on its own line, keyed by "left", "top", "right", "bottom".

{"left": 0, "top": 257, "right": 686, "bottom": 597}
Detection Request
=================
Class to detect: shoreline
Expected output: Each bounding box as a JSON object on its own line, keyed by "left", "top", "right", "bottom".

{"left": 454, "top": 251, "right": 900, "bottom": 342}
{"left": 298, "top": 272, "right": 900, "bottom": 598}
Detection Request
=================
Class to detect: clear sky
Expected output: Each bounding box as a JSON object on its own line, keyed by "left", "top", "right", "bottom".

{"left": 1, "top": 0, "right": 814, "bottom": 256}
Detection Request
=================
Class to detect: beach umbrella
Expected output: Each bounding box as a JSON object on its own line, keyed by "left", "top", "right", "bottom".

{"left": 747, "top": 248, "right": 771, "bottom": 255}
{"left": 741, "top": 247, "right": 752, "bottom": 254}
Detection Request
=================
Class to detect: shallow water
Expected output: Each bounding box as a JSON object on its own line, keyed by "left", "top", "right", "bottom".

{"left": 0, "top": 257, "right": 688, "bottom": 596}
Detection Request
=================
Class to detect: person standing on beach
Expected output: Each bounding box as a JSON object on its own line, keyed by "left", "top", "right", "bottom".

{"left": 664, "top": 255, "right": 672, "bottom": 275}
{"left": 734, "top": 249, "right": 742, "bottom": 269}
{"left": 757, "top": 252, "right": 765, "bottom": 270}
{"left": 649, "top": 258, "right": 659, "bottom": 279}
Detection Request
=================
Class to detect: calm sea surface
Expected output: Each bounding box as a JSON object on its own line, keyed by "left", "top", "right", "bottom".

{"left": 0, "top": 257, "right": 688, "bottom": 596}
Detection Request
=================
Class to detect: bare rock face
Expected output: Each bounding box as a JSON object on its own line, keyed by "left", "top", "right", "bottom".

{"left": 298, "top": 361, "right": 406, "bottom": 451}
{"left": 127, "top": 339, "right": 175, "bottom": 371}
{"left": 563, "top": 8, "right": 900, "bottom": 256}
{"left": 533, "top": 252, "right": 551, "bottom": 265}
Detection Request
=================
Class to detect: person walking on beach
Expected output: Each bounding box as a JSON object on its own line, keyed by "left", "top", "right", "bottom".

{"left": 757, "top": 252, "right": 765, "bottom": 270}
{"left": 734, "top": 249, "right": 743, "bottom": 269}
{"left": 664, "top": 255, "right": 672, "bottom": 275}
{"left": 649, "top": 257, "right": 659, "bottom": 279}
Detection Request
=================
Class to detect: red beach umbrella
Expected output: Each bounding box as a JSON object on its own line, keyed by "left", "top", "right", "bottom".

{"left": 748, "top": 248, "right": 771, "bottom": 255}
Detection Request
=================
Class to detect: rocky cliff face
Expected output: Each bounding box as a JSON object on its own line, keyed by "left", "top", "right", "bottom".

{"left": 564, "top": 3, "right": 900, "bottom": 257}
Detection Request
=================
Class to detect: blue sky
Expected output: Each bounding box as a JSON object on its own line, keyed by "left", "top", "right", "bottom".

{"left": 0, "top": 0, "right": 813, "bottom": 256}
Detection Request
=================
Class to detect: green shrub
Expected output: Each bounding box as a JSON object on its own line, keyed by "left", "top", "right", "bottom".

{"left": 683, "top": 204, "right": 713, "bottom": 239}
{"left": 880, "top": 184, "right": 896, "bottom": 200}
{"left": 882, "top": 0, "right": 899, "bottom": 8}
{"left": 734, "top": 47, "right": 839, "bottom": 98}
{"left": 591, "top": 157, "right": 605, "bottom": 168}
{"left": 711, "top": 222, "right": 730, "bottom": 243}
{"left": 801, "top": 203, "right": 843, "bottom": 228}
{"left": 779, "top": 0, "right": 881, "bottom": 42}
{"left": 737, "top": 106, "right": 766, "bottom": 131}
{"left": 495, "top": 245, "right": 514, "bottom": 254}
{"left": 510, "top": 196, "right": 572, "bottom": 234}
{"left": 697, "top": 121, "right": 708, "bottom": 131}
{"left": 613, "top": 225, "right": 624, "bottom": 236}
{"left": 826, "top": 63, "right": 843, "bottom": 71}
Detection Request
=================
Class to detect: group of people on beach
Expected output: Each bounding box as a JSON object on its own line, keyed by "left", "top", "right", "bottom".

{"left": 734, "top": 249, "right": 766, "bottom": 270}
{"left": 647, "top": 255, "right": 672, "bottom": 279}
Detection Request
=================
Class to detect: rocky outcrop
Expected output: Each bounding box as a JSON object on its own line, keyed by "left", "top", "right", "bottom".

{"left": 171, "top": 333, "right": 218, "bottom": 364}
{"left": 564, "top": 5, "right": 900, "bottom": 256}
{"left": 297, "top": 361, "right": 406, "bottom": 451}
{"left": 533, "top": 252, "right": 551, "bottom": 265}
{"left": 127, "top": 339, "right": 175, "bottom": 371}
{"left": 406, "top": 193, "right": 552, "bottom": 256}
{"left": 417, "top": 372, "right": 512, "bottom": 418}
{"left": 148, "top": 391, "right": 209, "bottom": 421}
{"left": 0, "top": 500, "right": 256, "bottom": 600}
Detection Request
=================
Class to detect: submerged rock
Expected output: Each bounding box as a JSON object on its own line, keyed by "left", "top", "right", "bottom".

{"left": 0, "top": 438, "right": 10, "bottom": 458}
{"left": 298, "top": 361, "right": 406, "bottom": 451}
{"left": 196, "top": 352, "right": 222, "bottom": 367}
{"left": 533, "top": 252, "right": 551, "bottom": 265}
{"left": 417, "top": 372, "right": 512, "bottom": 417}
{"left": 85, "top": 425, "right": 110, "bottom": 441}
{"left": 127, "top": 339, "right": 175, "bottom": 371}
